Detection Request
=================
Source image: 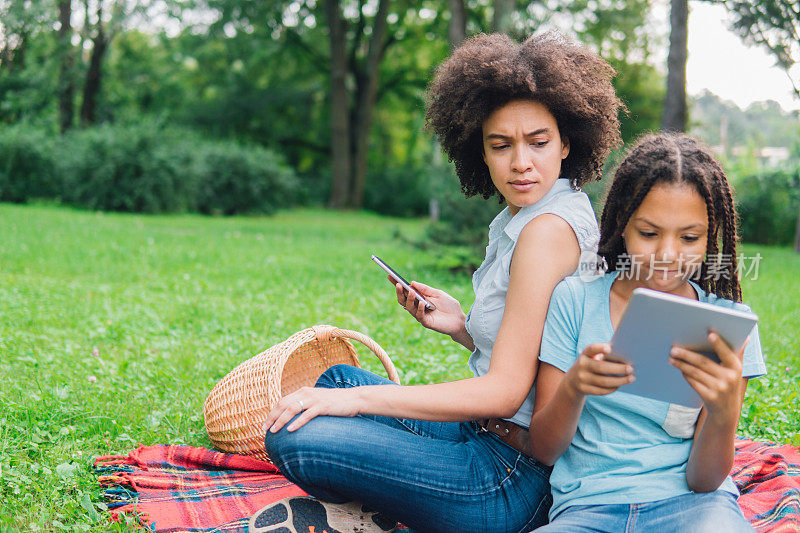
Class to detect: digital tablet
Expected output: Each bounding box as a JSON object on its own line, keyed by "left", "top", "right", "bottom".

{"left": 609, "top": 287, "right": 758, "bottom": 408}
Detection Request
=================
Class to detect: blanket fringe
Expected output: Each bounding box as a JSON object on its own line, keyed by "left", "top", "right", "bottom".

{"left": 93, "top": 453, "right": 153, "bottom": 529}
{"left": 109, "top": 507, "right": 154, "bottom": 531}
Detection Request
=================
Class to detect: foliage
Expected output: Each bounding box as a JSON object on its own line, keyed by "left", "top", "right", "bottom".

{"left": 708, "top": 0, "right": 800, "bottom": 98}
{"left": 423, "top": 162, "right": 503, "bottom": 271}
{"left": 364, "top": 165, "right": 432, "bottom": 218}
{"left": 0, "top": 0, "right": 672, "bottom": 216}
{"left": 0, "top": 124, "right": 59, "bottom": 202}
{"left": 690, "top": 91, "right": 800, "bottom": 150}
{"left": 735, "top": 166, "right": 800, "bottom": 245}
{"left": 526, "top": 0, "right": 666, "bottom": 141}
{"left": 59, "top": 121, "right": 196, "bottom": 213}
{"left": 0, "top": 122, "right": 299, "bottom": 215}
{"left": 0, "top": 25, "right": 60, "bottom": 125}
{"left": 193, "top": 139, "right": 299, "bottom": 215}
{"left": 612, "top": 60, "right": 665, "bottom": 142}
{"left": 0, "top": 204, "right": 798, "bottom": 529}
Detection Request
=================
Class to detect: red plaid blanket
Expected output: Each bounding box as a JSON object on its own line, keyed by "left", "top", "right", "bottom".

{"left": 733, "top": 439, "right": 800, "bottom": 532}
{"left": 95, "top": 438, "right": 800, "bottom": 532}
{"left": 95, "top": 445, "right": 306, "bottom": 531}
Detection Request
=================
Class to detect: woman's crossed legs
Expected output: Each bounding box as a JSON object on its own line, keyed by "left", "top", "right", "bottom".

{"left": 264, "top": 365, "right": 551, "bottom": 533}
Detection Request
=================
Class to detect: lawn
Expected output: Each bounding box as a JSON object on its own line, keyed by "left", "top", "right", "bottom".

{"left": 0, "top": 203, "right": 798, "bottom": 530}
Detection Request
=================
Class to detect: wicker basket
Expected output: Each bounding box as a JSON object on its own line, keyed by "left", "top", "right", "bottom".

{"left": 203, "top": 325, "right": 400, "bottom": 460}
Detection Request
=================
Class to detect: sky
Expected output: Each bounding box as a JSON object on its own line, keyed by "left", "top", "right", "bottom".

{"left": 684, "top": 1, "right": 799, "bottom": 112}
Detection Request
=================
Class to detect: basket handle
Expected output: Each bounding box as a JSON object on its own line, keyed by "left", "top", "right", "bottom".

{"left": 311, "top": 325, "right": 401, "bottom": 384}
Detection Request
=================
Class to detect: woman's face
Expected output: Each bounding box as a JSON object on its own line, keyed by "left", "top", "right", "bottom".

{"left": 482, "top": 100, "right": 569, "bottom": 215}
{"left": 621, "top": 182, "right": 709, "bottom": 295}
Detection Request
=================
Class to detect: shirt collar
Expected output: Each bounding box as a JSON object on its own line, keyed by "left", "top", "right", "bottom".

{"left": 502, "top": 178, "right": 574, "bottom": 240}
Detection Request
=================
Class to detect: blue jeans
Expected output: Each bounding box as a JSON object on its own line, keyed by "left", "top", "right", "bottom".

{"left": 264, "top": 365, "right": 552, "bottom": 533}
{"left": 534, "top": 490, "right": 752, "bottom": 532}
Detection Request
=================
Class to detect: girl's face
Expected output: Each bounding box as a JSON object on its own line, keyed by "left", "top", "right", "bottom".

{"left": 621, "top": 182, "right": 709, "bottom": 295}
{"left": 482, "top": 100, "right": 569, "bottom": 215}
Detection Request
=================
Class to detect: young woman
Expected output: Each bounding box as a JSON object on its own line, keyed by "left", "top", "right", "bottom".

{"left": 529, "top": 133, "right": 766, "bottom": 532}
{"left": 254, "top": 32, "right": 623, "bottom": 533}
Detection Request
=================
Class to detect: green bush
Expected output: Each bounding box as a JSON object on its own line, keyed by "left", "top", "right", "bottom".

{"left": 735, "top": 168, "right": 800, "bottom": 245}
{"left": 60, "top": 122, "right": 193, "bottom": 213}
{"left": 422, "top": 162, "right": 610, "bottom": 272}
{"left": 0, "top": 125, "right": 59, "bottom": 203}
{"left": 364, "top": 166, "right": 431, "bottom": 217}
{"left": 424, "top": 164, "right": 502, "bottom": 271}
{"left": 0, "top": 122, "right": 299, "bottom": 215}
{"left": 193, "top": 140, "right": 299, "bottom": 215}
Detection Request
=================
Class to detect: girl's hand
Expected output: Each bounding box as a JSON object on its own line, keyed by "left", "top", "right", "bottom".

{"left": 391, "top": 277, "right": 467, "bottom": 337}
{"left": 262, "top": 386, "right": 363, "bottom": 434}
{"left": 564, "top": 343, "right": 635, "bottom": 398}
{"left": 668, "top": 331, "right": 746, "bottom": 420}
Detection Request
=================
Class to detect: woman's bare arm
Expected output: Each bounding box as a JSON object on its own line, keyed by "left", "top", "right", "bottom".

{"left": 265, "top": 214, "right": 580, "bottom": 432}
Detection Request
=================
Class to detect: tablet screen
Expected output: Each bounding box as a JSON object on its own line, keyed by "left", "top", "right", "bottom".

{"left": 610, "top": 288, "right": 758, "bottom": 407}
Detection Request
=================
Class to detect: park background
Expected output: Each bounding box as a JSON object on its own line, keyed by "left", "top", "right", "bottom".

{"left": 1, "top": 0, "right": 799, "bottom": 529}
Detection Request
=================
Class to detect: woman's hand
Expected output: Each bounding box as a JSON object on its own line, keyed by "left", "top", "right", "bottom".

{"left": 391, "top": 277, "right": 468, "bottom": 339}
{"left": 668, "top": 331, "right": 746, "bottom": 421}
{"left": 563, "top": 343, "right": 635, "bottom": 398}
{"left": 262, "top": 386, "right": 364, "bottom": 434}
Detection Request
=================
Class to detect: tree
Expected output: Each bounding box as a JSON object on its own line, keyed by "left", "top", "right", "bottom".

{"left": 662, "top": 0, "right": 688, "bottom": 131}
{"left": 326, "top": 0, "right": 353, "bottom": 208}
{"left": 0, "top": 0, "right": 55, "bottom": 124}
{"left": 78, "top": 0, "right": 152, "bottom": 125}
{"left": 80, "top": 1, "right": 108, "bottom": 125}
{"left": 538, "top": 0, "right": 662, "bottom": 142}
{"left": 325, "top": 0, "right": 392, "bottom": 208}
{"left": 0, "top": 0, "right": 49, "bottom": 71}
{"left": 58, "top": 0, "right": 76, "bottom": 131}
{"left": 710, "top": 0, "right": 800, "bottom": 98}
{"left": 709, "top": 0, "right": 800, "bottom": 251}
{"left": 492, "top": 0, "right": 515, "bottom": 34}
{"left": 448, "top": 0, "right": 466, "bottom": 48}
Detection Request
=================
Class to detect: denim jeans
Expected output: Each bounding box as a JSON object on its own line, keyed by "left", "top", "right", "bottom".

{"left": 534, "top": 490, "right": 752, "bottom": 533}
{"left": 264, "top": 364, "right": 552, "bottom": 533}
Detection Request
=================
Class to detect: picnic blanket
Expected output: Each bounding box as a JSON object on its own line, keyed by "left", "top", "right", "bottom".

{"left": 95, "top": 438, "right": 800, "bottom": 532}
{"left": 94, "top": 445, "right": 306, "bottom": 531}
{"left": 732, "top": 439, "right": 800, "bottom": 531}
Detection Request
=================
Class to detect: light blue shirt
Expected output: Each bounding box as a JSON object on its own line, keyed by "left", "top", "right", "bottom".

{"left": 539, "top": 271, "right": 767, "bottom": 519}
{"left": 465, "top": 178, "right": 600, "bottom": 428}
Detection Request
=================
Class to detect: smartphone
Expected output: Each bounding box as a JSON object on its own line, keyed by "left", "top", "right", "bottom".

{"left": 371, "top": 255, "right": 436, "bottom": 311}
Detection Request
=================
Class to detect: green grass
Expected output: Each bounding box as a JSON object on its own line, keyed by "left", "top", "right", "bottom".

{"left": 1, "top": 203, "right": 798, "bottom": 530}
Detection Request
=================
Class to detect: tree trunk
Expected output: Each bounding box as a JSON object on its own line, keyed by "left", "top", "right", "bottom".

{"left": 349, "top": 0, "right": 390, "bottom": 209}
{"left": 326, "top": 0, "right": 352, "bottom": 208}
{"left": 493, "top": 0, "right": 515, "bottom": 35}
{"left": 662, "top": 0, "right": 688, "bottom": 132}
{"left": 58, "top": 0, "right": 75, "bottom": 132}
{"left": 80, "top": 3, "right": 106, "bottom": 126}
{"left": 448, "top": 0, "right": 466, "bottom": 48}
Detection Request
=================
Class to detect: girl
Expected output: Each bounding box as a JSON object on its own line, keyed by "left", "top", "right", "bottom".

{"left": 529, "top": 133, "right": 766, "bottom": 532}
{"left": 254, "top": 32, "right": 623, "bottom": 533}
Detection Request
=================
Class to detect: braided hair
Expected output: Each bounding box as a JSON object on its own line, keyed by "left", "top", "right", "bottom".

{"left": 598, "top": 133, "right": 742, "bottom": 302}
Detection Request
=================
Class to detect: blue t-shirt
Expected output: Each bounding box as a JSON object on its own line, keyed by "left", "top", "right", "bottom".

{"left": 539, "top": 271, "right": 767, "bottom": 519}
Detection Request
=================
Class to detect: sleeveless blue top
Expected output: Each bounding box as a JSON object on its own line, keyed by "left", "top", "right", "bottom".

{"left": 465, "top": 179, "right": 600, "bottom": 428}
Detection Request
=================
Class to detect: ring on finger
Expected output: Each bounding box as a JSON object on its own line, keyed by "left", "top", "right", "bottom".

{"left": 297, "top": 399, "right": 304, "bottom": 410}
